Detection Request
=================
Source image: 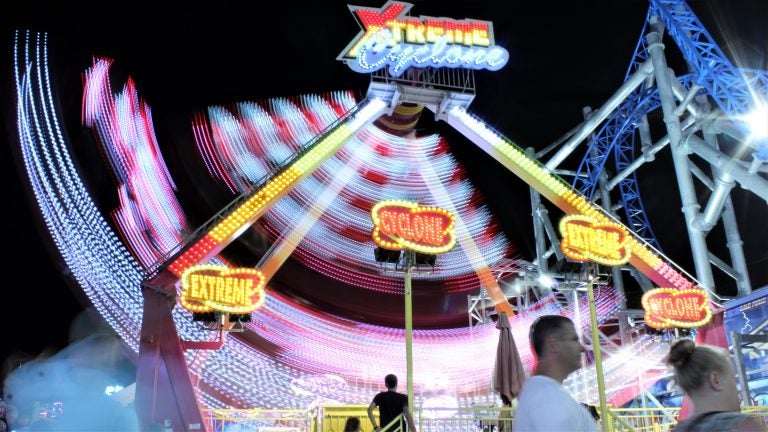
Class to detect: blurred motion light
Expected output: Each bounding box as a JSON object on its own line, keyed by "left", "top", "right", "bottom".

{"left": 105, "top": 385, "right": 124, "bottom": 396}
{"left": 743, "top": 101, "right": 768, "bottom": 142}
{"left": 538, "top": 274, "right": 555, "bottom": 288}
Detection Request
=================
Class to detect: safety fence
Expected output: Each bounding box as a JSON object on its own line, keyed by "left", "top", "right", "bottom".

{"left": 603, "top": 407, "right": 680, "bottom": 432}
{"left": 201, "top": 404, "right": 768, "bottom": 432}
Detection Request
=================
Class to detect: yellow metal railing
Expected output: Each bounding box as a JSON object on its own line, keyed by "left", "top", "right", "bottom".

{"left": 201, "top": 404, "right": 768, "bottom": 431}
{"left": 415, "top": 406, "right": 510, "bottom": 432}
{"left": 203, "top": 408, "right": 310, "bottom": 431}
{"left": 316, "top": 405, "right": 373, "bottom": 432}
{"left": 317, "top": 405, "right": 402, "bottom": 432}
{"left": 607, "top": 407, "right": 680, "bottom": 432}
{"left": 743, "top": 405, "right": 768, "bottom": 425}
{"left": 603, "top": 409, "right": 639, "bottom": 432}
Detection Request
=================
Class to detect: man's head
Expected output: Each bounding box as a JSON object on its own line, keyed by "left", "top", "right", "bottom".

{"left": 529, "top": 315, "right": 584, "bottom": 377}
{"left": 384, "top": 374, "right": 398, "bottom": 390}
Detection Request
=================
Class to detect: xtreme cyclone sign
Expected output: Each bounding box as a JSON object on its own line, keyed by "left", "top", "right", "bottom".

{"left": 338, "top": 1, "right": 509, "bottom": 76}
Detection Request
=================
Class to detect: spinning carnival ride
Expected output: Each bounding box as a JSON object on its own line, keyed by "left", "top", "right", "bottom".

{"left": 9, "top": 0, "right": 767, "bottom": 430}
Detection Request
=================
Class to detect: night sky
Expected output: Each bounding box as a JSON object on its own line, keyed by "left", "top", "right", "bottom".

{"left": 2, "top": 0, "right": 767, "bottom": 369}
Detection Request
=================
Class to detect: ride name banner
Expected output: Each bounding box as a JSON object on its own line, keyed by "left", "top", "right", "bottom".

{"left": 339, "top": 1, "right": 509, "bottom": 76}
{"left": 371, "top": 200, "right": 456, "bottom": 254}
{"left": 641, "top": 287, "right": 712, "bottom": 329}
{"left": 559, "top": 215, "right": 631, "bottom": 266}
{"left": 180, "top": 265, "right": 266, "bottom": 313}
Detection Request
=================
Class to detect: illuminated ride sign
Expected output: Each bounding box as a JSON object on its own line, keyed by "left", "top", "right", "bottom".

{"left": 559, "top": 215, "right": 631, "bottom": 266}
{"left": 371, "top": 200, "right": 456, "bottom": 254}
{"left": 180, "top": 265, "right": 266, "bottom": 314}
{"left": 642, "top": 287, "right": 712, "bottom": 329}
{"left": 338, "top": 1, "right": 509, "bottom": 77}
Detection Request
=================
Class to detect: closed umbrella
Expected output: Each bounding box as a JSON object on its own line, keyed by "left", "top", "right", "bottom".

{"left": 493, "top": 312, "right": 527, "bottom": 404}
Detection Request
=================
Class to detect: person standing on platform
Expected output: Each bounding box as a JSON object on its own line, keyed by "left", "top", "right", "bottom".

{"left": 667, "top": 339, "right": 766, "bottom": 431}
{"left": 367, "top": 374, "right": 417, "bottom": 432}
{"left": 513, "top": 315, "right": 598, "bottom": 431}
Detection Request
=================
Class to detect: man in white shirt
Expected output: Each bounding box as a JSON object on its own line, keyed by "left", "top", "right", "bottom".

{"left": 513, "top": 315, "right": 599, "bottom": 432}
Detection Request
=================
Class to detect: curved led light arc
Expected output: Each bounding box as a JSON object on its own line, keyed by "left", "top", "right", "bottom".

{"left": 195, "top": 101, "right": 511, "bottom": 294}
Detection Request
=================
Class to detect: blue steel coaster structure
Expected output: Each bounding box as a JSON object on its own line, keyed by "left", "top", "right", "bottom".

{"left": 569, "top": 0, "right": 768, "bottom": 297}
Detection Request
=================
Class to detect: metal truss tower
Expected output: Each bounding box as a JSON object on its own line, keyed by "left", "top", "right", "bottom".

{"left": 542, "top": 0, "right": 768, "bottom": 301}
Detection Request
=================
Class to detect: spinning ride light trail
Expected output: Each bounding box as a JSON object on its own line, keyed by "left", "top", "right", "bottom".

{"left": 14, "top": 32, "right": 147, "bottom": 347}
{"left": 256, "top": 130, "right": 375, "bottom": 280}
{"left": 73, "top": 40, "right": 520, "bottom": 426}
{"left": 132, "top": 94, "right": 390, "bottom": 428}
{"left": 12, "top": 31, "right": 661, "bottom": 432}
{"left": 195, "top": 107, "right": 511, "bottom": 295}
{"left": 71, "top": 52, "right": 531, "bottom": 410}
{"left": 17, "top": 40, "right": 636, "bottom": 420}
{"left": 83, "top": 58, "right": 191, "bottom": 268}
{"left": 414, "top": 135, "right": 515, "bottom": 316}
{"left": 16, "top": 0, "right": 765, "bottom": 427}
{"left": 159, "top": 97, "right": 388, "bottom": 280}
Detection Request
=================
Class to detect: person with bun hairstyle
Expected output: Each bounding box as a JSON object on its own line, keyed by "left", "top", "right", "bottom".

{"left": 667, "top": 339, "right": 766, "bottom": 431}
{"left": 343, "top": 416, "right": 362, "bottom": 432}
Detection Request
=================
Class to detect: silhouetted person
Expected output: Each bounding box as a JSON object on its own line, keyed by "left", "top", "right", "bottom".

{"left": 367, "top": 374, "right": 417, "bottom": 432}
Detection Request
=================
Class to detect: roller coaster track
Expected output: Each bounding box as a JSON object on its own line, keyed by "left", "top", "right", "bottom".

{"left": 574, "top": 0, "right": 768, "bottom": 248}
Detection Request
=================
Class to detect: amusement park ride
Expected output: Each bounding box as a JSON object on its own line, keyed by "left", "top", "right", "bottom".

{"left": 8, "top": 0, "right": 768, "bottom": 430}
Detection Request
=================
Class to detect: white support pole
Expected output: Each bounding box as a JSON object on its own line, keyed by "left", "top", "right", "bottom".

{"left": 647, "top": 18, "right": 716, "bottom": 293}
{"left": 528, "top": 147, "right": 551, "bottom": 294}
{"left": 545, "top": 60, "right": 654, "bottom": 170}
{"left": 684, "top": 135, "right": 768, "bottom": 202}
{"left": 606, "top": 116, "right": 697, "bottom": 191}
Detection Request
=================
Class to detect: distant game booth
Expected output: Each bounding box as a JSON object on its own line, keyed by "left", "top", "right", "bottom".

{"left": 9, "top": 0, "right": 768, "bottom": 431}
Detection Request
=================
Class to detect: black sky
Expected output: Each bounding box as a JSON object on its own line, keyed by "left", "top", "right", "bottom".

{"left": 2, "top": 0, "right": 767, "bottom": 365}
